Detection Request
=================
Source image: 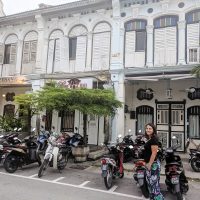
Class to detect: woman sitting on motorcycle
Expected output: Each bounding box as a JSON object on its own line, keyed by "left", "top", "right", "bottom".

{"left": 143, "top": 123, "right": 164, "bottom": 200}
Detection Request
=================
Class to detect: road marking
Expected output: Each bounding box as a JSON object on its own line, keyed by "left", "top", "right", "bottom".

{"left": 0, "top": 172, "right": 143, "bottom": 199}
{"left": 108, "top": 185, "right": 118, "bottom": 192}
{"left": 52, "top": 177, "right": 65, "bottom": 182}
{"left": 29, "top": 174, "right": 38, "bottom": 178}
{"left": 79, "top": 181, "right": 90, "bottom": 187}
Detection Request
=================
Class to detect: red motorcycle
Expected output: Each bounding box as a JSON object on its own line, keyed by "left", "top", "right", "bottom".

{"left": 101, "top": 138, "right": 124, "bottom": 189}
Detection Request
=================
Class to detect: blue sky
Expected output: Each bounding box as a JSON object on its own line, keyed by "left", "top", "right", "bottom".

{"left": 2, "top": 0, "right": 78, "bottom": 15}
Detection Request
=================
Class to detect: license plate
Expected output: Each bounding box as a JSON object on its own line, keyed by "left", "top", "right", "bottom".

{"left": 171, "top": 177, "right": 179, "bottom": 184}
{"left": 102, "top": 165, "right": 107, "bottom": 170}
{"left": 137, "top": 172, "right": 144, "bottom": 178}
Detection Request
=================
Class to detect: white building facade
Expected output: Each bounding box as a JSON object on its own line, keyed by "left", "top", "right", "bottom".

{"left": 0, "top": 0, "right": 199, "bottom": 150}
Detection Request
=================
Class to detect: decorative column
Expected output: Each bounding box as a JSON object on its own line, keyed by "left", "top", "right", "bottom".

{"left": 86, "top": 31, "right": 92, "bottom": 71}
{"left": 35, "top": 14, "right": 46, "bottom": 74}
{"left": 178, "top": 20, "right": 186, "bottom": 65}
{"left": 146, "top": 25, "right": 154, "bottom": 67}
{"left": 109, "top": 0, "right": 125, "bottom": 142}
{"left": 15, "top": 39, "right": 23, "bottom": 75}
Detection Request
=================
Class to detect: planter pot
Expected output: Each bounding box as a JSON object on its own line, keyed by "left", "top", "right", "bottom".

{"left": 72, "top": 146, "right": 90, "bottom": 162}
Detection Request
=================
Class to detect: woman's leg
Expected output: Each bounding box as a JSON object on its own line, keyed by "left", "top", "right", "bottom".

{"left": 146, "top": 160, "right": 164, "bottom": 200}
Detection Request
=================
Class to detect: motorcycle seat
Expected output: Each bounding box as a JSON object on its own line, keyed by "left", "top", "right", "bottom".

{"left": 165, "top": 162, "right": 181, "bottom": 167}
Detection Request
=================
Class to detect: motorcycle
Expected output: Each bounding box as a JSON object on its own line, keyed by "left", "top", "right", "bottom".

{"left": 38, "top": 133, "right": 71, "bottom": 178}
{"left": 3, "top": 132, "right": 41, "bottom": 173}
{"left": 36, "top": 128, "right": 50, "bottom": 156}
{"left": 164, "top": 136, "right": 189, "bottom": 200}
{"left": 187, "top": 138, "right": 200, "bottom": 172}
{"left": 133, "top": 158, "right": 149, "bottom": 198}
{"left": 101, "top": 135, "right": 124, "bottom": 189}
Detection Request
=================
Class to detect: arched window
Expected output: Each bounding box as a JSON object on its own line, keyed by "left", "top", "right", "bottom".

{"left": 124, "top": 19, "right": 147, "bottom": 68}
{"left": 46, "top": 29, "right": 64, "bottom": 73}
{"left": 92, "top": 22, "right": 111, "bottom": 71}
{"left": 136, "top": 105, "right": 154, "bottom": 134}
{"left": 186, "top": 10, "right": 200, "bottom": 63}
{"left": 154, "top": 15, "right": 178, "bottom": 66}
{"left": 22, "top": 31, "right": 38, "bottom": 64}
{"left": 69, "top": 25, "right": 87, "bottom": 72}
{"left": 187, "top": 106, "right": 200, "bottom": 139}
{"left": 186, "top": 9, "right": 200, "bottom": 24}
{"left": 3, "top": 34, "right": 18, "bottom": 65}
{"left": 154, "top": 16, "right": 178, "bottom": 28}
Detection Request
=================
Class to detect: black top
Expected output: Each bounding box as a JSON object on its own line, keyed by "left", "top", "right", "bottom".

{"left": 143, "top": 136, "right": 159, "bottom": 163}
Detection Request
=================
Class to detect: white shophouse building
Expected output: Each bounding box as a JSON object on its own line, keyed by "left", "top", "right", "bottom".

{"left": 0, "top": 0, "right": 199, "bottom": 151}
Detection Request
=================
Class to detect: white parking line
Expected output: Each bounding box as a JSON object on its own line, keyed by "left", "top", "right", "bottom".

{"left": 29, "top": 174, "right": 38, "bottom": 178}
{"left": 52, "top": 177, "right": 65, "bottom": 182}
{"left": 79, "top": 181, "right": 90, "bottom": 187}
{"left": 0, "top": 172, "right": 143, "bottom": 199}
{"left": 108, "top": 185, "right": 118, "bottom": 192}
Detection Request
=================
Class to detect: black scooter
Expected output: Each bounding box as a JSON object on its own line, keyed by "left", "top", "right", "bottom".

{"left": 3, "top": 133, "right": 41, "bottom": 173}
{"left": 164, "top": 136, "right": 189, "bottom": 200}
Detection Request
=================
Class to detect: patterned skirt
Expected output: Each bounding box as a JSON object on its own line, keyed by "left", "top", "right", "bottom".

{"left": 146, "top": 160, "right": 165, "bottom": 200}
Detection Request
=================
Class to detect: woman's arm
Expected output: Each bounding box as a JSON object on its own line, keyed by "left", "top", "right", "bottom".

{"left": 146, "top": 145, "right": 158, "bottom": 170}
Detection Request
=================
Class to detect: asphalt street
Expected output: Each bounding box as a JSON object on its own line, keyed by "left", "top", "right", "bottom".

{"left": 0, "top": 162, "right": 199, "bottom": 200}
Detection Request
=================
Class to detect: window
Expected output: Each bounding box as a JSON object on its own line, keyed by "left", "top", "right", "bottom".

{"left": 4, "top": 44, "right": 17, "bottom": 64}
{"left": 189, "top": 48, "right": 198, "bottom": 62}
{"left": 136, "top": 31, "right": 146, "bottom": 51}
{"left": 125, "top": 20, "right": 146, "bottom": 31}
{"left": 154, "top": 16, "right": 178, "bottom": 28}
{"left": 188, "top": 106, "right": 200, "bottom": 139}
{"left": 69, "top": 37, "right": 77, "bottom": 60}
{"left": 23, "top": 41, "right": 37, "bottom": 63}
{"left": 186, "top": 10, "right": 200, "bottom": 24}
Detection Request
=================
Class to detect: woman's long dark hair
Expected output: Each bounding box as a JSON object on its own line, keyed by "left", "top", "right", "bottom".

{"left": 145, "top": 123, "right": 157, "bottom": 139}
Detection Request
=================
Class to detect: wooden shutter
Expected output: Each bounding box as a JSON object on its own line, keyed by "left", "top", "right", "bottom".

{"left": 154, "top": 29, "right": 165, "bottom": 66}
{"left": 100, "top": 32, "right": 110, "bottom": 70}
{"left": 165, "top": 27, "right": 177, "bottom": 65}
{"left": 53, "top": 39, "right": 61, "bottom": 72}
{"left": 23, "top": 42, "right": 30, "bottom": 63}
{"left": 46, "top": 40, "right": 55, "bottom": 74}
{"left": 187, "top": 23, "right": 199, "bottom": 47}
{"left": 30, "top": 41, "right": 37, "bottom": 62}
{"left": 10, "top": 44, "right": 17, "bottom": 64}
{"left": 60, "top": 36, "right": 69, "bottom": 73}
{"left": 125, "top": 31, "right": 135, "bottom": 68}
{"left": 0, "top": 44, "right": 4, "bottom": 64}
{"left": 75, "top": 36, "right": 87, "bottom": 72}
{"left": 92, "top": 34, "right": 101, "bottom": 70}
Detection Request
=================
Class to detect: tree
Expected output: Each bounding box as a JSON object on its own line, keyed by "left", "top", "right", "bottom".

{"left": 15, "top": 82, "right": 122, "bottom": 144}
{"left": 191, "top": 65, "right": 200, "bottom": 78}
{"left": 14, "top": 93, "right": 40, "bottom": 133}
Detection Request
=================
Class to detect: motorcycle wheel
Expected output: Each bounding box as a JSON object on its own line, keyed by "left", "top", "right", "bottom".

{"left": 4, "top": 155, "right": 18, "bottom": 173}
{"left": 191, "top": 157, "right": 200, "bottom": 172}
{"left": 140, "top": 182, "right": 149, "bottom": 198}
{"left": 176, "top": 192, "right": 183, "bottom": 200}
{"left": 38, "top": 158, "right": 49, "bottom": 178}
{"left": 119, "top": 172, "right": 124, "bottom": 178}
{"left": 104, "top": 165, "right": 113, "bottom": 189}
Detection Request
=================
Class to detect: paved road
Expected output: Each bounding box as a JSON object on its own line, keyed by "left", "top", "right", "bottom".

{"left": 0, "top": 162, "right": 199, "bottom": 200}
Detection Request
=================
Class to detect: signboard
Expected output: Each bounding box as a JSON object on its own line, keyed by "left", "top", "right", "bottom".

{"left": 0, "top": 76, "right": 27, "bottom": 86}
{"left": 56, "top": 78, "right": 93, "bottom": 89}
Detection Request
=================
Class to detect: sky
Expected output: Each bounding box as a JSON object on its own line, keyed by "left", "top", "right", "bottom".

{"left": 2, "top": 0, "right": 79, "bottom": 15}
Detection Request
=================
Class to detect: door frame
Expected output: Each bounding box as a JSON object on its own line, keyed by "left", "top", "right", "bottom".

{"left": 155, "top": 99, "right": 186, "bottom": 152}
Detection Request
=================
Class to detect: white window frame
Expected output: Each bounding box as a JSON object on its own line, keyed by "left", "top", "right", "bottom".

{"left": 22, "top": 40, "right": 37, "bottom": 63}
